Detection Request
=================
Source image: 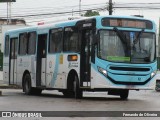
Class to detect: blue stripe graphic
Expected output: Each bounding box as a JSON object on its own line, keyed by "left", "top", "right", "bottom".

{"left": 51, "top": 54, "right": 60, "bottom": 87}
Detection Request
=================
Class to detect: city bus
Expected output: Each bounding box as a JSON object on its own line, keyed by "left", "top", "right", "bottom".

{"left": 3, "top": 16, "right": 157, "bottom": 99}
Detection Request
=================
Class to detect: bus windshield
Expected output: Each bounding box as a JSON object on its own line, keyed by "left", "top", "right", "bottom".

{"left": 98, "top": 30, "right": 156, "bottom": 63}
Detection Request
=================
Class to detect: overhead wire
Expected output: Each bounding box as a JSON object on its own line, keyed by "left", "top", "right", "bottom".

{"left": 1, "top": 2, "right": 160, "bottom": 24}
{"left": 0, "top": 6, "right": 107, "bottom": 18}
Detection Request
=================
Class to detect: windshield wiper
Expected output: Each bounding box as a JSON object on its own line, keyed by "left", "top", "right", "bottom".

{"left": 113, "top": 27, "right": 130, "bottom": 56}
{"left": 113, "top": 27, "right": 127, "bottom": 45}
{"left": 133, "top": 29, "right": 144, "bottom": 44}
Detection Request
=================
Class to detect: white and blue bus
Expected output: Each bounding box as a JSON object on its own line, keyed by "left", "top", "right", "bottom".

{"left": 3, "top": 16, "right": 157, "bottom": 99}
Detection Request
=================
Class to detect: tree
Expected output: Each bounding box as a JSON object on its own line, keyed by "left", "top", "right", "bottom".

{"left": 84, "top": 10, "right": 100, "bottom": 17}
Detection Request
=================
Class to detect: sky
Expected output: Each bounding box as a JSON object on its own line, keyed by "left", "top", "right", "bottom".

{"left": 0, "top": 0, "right": 160, "bottom": 28}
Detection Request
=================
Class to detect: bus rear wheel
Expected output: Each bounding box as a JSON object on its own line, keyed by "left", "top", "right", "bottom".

{"left": 120, "top": 90, "right": 129, "bottom": 100}
{"left": 23, "top": 74, "right": 33, "bottom": 95}
{"left": 23, "top": 74, "right": 42, "bottom": 95}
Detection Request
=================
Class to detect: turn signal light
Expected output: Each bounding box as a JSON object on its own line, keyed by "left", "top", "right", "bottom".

{"left": 68, "top": 55, "right": 78, "bottom": 61}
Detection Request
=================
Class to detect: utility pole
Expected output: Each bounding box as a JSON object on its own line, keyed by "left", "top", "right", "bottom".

{"left": 8, "top": 2, "right": 11, "bottom": 24}
{"left": 0, "top": 0, "right": 16, "bottom": 24}
{"left": 72, "top": 9, "right": 73, "bottom": 16}
{"left": 109, "top": 0, "right": 113, "bottom": 15}
{"left": 7, "top": 2, "right": 9, "bottom": 24}
{"left": 79, "top": 0, "right": 81, "bottom": 16}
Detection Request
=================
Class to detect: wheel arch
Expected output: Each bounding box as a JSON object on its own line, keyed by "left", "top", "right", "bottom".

{"left": 67, "top": 69, "right": 79, "bottom": 89}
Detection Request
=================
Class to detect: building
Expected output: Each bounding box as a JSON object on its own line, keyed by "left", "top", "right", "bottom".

{"left": 0, "top": 18, "right": 27, "bottom": 52}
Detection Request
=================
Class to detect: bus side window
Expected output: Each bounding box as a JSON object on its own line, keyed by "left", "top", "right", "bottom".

{"left": 4, "top": 35, "right": 9, "bottom": 56}
{"left": 64, "top": 27, "right": 80, "bottom": 52}
{"left": 28, "top": 32, "right": 36, "bottom": 55}
{"left": 49, "top": 28, "right": 63, "bottom": 53}
{"left": 19, "top": 33, "right": 28, "bottom": 55}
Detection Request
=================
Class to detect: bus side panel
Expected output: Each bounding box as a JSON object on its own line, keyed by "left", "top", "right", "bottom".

{"left": 3, "top": 56, "right": 9, "bottom": 85}
{"left": 46, "top": 53, "right": 67, "bottom": 89}
{"left": 46, "top": 54, "right": 56, "bottom": 88}
{"left": 17, "top": 56, "right": 24, "bottom": 86}
{"left": 46, "top": 53, "right": 80, "bottom": 89}
{"left": 17, "top": 55, "right": 35, "bottom": 87}
{"left": 53, "top": 54, "right": 69, "bottom": 89}
{"left": 30, "top": 55, "right": 36, "bottom": 87}
{"left": 53, "top": 54, "right": 66, "bottom": 89}
{"left": 52, "top": 53, "right": 80, "bottom": 89}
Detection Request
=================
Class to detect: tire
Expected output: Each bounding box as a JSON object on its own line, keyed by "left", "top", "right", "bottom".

{"left": 120, "top": 90, "right": 129, "bottom": 100}
{"left": 155, "top": 86, "right": 158, "bottom": 91}
{"left": 155, "top": 81, "right": 160, "bottom": 91}
{"left": 73, "top": 75, "right": 82, "bottom": 99}
{"left": 23, "top": 74, "right": 42, "bottom": 95}
{"left": 63, "top": 75, "right": 82, "bottom": 99}
{"left": 23, "top": 74, "right": 33, "bottom": 95}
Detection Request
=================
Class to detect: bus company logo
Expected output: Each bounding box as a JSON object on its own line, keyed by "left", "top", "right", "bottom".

{"left": 2, "top": 112, "right": 11, "bottom": 117}
{"left": 68, "top": 62, "right": 78, "bottom": 68}
{"left": 138, "top": 78, "right": 141, "bottom": 81}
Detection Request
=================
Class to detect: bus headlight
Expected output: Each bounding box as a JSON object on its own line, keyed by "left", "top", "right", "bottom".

{"left": 151, "top": 70, "right": 157, "bottom": 78}
{"left": 98, "top": 67, "right": 107, "bottom": 77}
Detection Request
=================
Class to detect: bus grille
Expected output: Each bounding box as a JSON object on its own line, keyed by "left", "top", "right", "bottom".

{"left": 109, "top": 66, "right": 150, "bottom": 72}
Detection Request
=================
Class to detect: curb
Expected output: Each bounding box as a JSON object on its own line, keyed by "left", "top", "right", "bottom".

{"left": 0, "top": 85, "right": 22, "bottom": 89}
{"left": 0, "top": 84, "right": 8, "bottom": 89}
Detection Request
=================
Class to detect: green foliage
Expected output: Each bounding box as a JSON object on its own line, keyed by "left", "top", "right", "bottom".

{"left": 84, "top": 10, "right": 100, "bottom": 17}
{"left": 0, "top": 51, "right": 3, "bottom": 71}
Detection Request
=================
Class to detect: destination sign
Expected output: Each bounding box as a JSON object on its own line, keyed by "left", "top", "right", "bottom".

{"left": 102, "top": 18, "right": 153, "bottom": 29}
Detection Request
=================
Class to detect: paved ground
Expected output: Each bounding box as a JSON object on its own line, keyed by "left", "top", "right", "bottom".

{"left": 0, "top": 80, "right": 4, "bottom": 85}
{"left": 0, "top": 89, "right": 160, "bottom": 120}
{"left": 1, "top": 70, "right": 160, "bottom": 120}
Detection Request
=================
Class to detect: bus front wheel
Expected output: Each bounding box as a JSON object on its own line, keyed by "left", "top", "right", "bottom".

{"left": 120, "top": 90, "right": 129, "bottom": 100}
{"left": 73, "top": 75, "right": 82, "bottom": 99}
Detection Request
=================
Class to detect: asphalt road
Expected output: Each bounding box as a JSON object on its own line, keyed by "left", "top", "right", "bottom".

{"left": 0, "top": 89, "right": 160, "bottom": 120}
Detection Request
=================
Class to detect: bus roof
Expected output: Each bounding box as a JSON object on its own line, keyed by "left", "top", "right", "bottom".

{"left": 5, "top": 15, "right": 155, "bottom": 35}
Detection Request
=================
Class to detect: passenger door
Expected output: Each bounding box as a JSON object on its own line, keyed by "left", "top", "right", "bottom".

{"left": 36, "top": 34, "right": 47, "bottom": 87}
{"left": 76, "top": 19, "right": 96, "bottom": 88}
{"left": 3, "top": 35, "right": 10, "bottom": 84}
{"left": 9, "top": 37, "right": 18, "bottom": 84}
{"left": 80, "top": 29, "right": 92, "bottom": 87}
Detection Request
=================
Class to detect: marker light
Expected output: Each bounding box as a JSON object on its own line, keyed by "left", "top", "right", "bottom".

{"left": 68, "top": 55, "right": 78, "bottom": 61}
